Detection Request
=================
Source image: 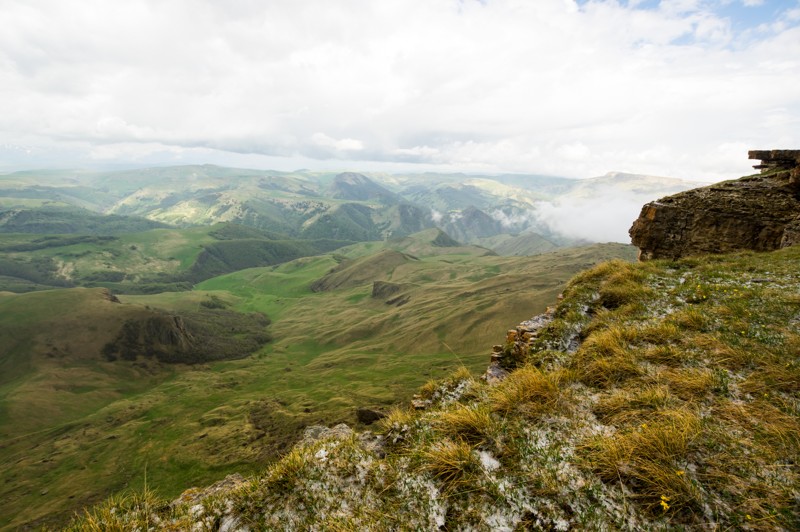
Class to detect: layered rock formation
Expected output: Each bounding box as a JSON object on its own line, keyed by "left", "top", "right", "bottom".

{"left": 629, "top": 150, "right": 800, "bottom": 260}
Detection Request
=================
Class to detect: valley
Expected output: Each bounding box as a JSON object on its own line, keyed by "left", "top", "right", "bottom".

{"left": 0, "top": 234, "right": 635, "bottom": 528}
{"left": 0, "top": 164, "right": 679, "bottom": 527}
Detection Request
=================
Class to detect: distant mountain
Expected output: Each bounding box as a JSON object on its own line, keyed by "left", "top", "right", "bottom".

{"left": 477, "top": 232, "right": 560, "bottom": 256}
{"left": 563, "top": 171, "right": 706, "bottom": 199}
{"left": 0, "top": 205, "right": 169, "bottom": 234}
{"left": 0, "top": 165, "right": 704, "bottom": 247}
{"left": 328, "top": 172, "right": 400, "bottom": 203}
{"left": 439, "top": 205, "right": 504, "bottom": 242}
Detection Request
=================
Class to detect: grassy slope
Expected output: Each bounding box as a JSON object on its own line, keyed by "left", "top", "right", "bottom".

{"left": 0, "top": 224, "right": 354, "bottom": 293}
{"left": 0, "top": 226, "right": 214, "bottom": 291}
{"left": 0, "top": 239, "right": 636, "bottom": 529}
{"left": 70, "top": 246, "right": 800, "bottom": 530}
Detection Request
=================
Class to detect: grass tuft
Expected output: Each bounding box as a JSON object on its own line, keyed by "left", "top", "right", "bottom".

{"left": 583, "top": 408, "right": 702, "bottom": 515}
{"left": 572, "top": 325, "right": 643, "bottom": 388}
{"left": 262, "top": 446, "right": 309, "bottom": 491}
{"left": 490, "top": 365, "right": 560, "bottom": 416}
{"left": 65, "top": 487, "right": 171, "bottom": 531}
{"left": 436, "top": 404, "right": 495, "bottom": 443}
{"left": 417, "top": 439, "right": 482, "bottom": 493}
{"left": 594, "top": 385, "right": 676, "bottom": 425}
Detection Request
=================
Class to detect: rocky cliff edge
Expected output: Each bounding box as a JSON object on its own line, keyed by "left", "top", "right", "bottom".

{"left": 629, "top": 150, "right": 800, "bottom": 260}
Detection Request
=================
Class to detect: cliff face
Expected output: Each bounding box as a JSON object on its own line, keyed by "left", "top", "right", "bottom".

{"left": 629, "top": 150, "right": 800, "bottom": 260}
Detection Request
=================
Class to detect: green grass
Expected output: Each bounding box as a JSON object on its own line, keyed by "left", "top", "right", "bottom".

{"left": 0, "top": 241, "right": 627, "bottom": 524}
{"left": 69, "top": 245, "right": 800, "bottom": 530}
{"left": 0, "top": 224, "right": 356, "bottom": 295}
{"left": 1, "top": 241, "right": 637, "bottom": 528}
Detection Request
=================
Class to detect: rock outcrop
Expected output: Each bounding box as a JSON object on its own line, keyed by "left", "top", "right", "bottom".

{"left": 102, "top": 309, "right": 271, "bottom": 363}
{"left": 629, "top": 150, "right": 800, "bottom": 260}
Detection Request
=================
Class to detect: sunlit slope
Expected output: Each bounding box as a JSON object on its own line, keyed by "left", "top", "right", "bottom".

{"left": 199, "top": 241, "right": 637, "bottom": 356}
{"left": 0, "top": 288, "right": 166, "bottom": 433}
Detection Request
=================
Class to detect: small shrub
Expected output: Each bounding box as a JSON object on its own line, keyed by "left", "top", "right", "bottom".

{"left": 200, "top": 295, "right": 228, "bottom": 309}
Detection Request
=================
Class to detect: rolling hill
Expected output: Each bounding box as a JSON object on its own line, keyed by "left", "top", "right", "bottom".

{"left": 0, "top": 233, "right": 636, "bottom": 529}
{"left": 0, "top": 222, "right": 354, "bottom": 294}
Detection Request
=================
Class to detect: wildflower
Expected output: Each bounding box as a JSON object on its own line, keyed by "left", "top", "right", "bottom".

{"left": 676, "top": 470, "right": 684, "bottom": 476}
{"left": 660, "top": 495, "right": 670, "bottom": 512}
{"left": 746, "top": 514, "right": 752, "bottom": 520}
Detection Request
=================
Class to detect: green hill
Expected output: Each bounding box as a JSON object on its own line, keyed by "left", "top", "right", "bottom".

{"left": 70, "top": 245, "right": 800, "bottom": 530}
{"left": 0, "top": 223, "right": 354, "bottom": 294}
{"left": 0, "top": 240, "right": 636, "bottom": 529}
{"left": 0, "top": 205, "right": 170, "bottom": 234}
{"left": 477, "top": 231, "right": 560, "bottom": 256}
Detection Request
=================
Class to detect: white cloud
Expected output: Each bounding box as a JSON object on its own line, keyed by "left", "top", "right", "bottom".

{"left": 534, "top": 190, "right": 655, "bottom": 243}
{"left": 311, "top": 133, "right": 365, "bottom": 152}
{"left": 0, "top": 0, "right": 798, "bottom": 179}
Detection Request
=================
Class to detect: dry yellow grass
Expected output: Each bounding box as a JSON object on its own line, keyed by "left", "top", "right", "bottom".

{"left": 436, "top": 405, "right": 495, "bottom": 443}
{"left": 657, "top": 368, "right": 714, "bottom": 400}
{"left": 583, "top": 408, "right": 702, "bottom": 514}
{"left": 417, "top": 439, "right": 481, "bottom": 493}
{"left": 572, "top": 325, "right": 643, "bottom": 388}
{"left": 594, "top": 385, "right": 675, "bottom": 425}
{"left": 490, "top": 365, "right": 560, "bottom": 416}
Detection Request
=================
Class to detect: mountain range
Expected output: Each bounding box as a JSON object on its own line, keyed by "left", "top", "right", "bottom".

{"left": 1, "top": 164, "right": 702, "bottom": 246}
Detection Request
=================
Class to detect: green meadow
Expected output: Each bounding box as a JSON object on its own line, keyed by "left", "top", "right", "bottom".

{"left": 0, "top": 233, "right": 635, "bottom": 529}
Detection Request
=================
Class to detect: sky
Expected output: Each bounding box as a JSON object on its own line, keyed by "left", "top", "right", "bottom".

{"left": 1, "top": 0, "right": 799, "bottom": 180}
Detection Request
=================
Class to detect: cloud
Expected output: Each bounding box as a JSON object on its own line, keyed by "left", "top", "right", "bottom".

{"left": 311, "top": 133, "right": 365, "bottom": 152}
{"left": 0, "top": 0, "right": 798, "bottom": 179}
{"left": 490, "top": 208, "right": 538, "bottom": 229}
{"left": 534, "top": 190, "right": 656, "bottom": 243}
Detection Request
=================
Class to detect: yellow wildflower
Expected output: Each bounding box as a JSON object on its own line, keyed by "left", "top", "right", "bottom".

{"left": 660, "top": 495, "right": 670, "bottom": 512}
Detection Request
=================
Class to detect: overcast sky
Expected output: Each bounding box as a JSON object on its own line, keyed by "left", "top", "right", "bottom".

{"left": 1, "top": 0, "right": 798, "bottom": 180}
